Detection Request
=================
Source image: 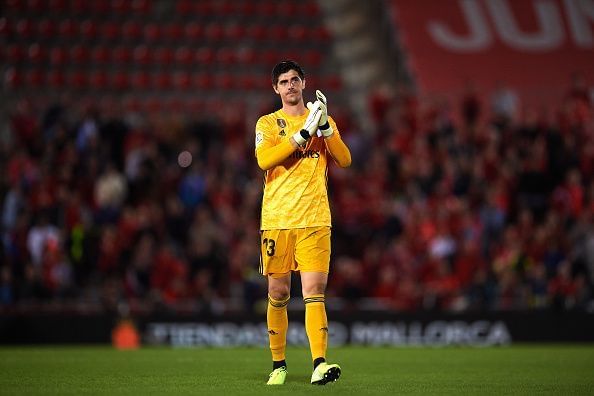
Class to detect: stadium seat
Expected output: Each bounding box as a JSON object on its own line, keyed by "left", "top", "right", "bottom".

{"left": 193, "top": 73, "right": 212, "bottom": 90}
{"left": 133, "top": 45, "right": 151, "bottom": 65}
{"left": 288, "top": 24, "right": 308, "bottom": 42}
{"left": 154, "top": 47, "right": 174, "bottom": 66}
{"left": 111, "top": 71, "right": 129, "bottom": 90}
{"left": 225, "top": 23, "right": 245, "bottom": 41}
{"left": 4, "top": 0, "right": 25, "bottom": 12}
{"left": 216, "top": 47, "right": 236, "bottom": 65}
{"left": 7, "top": 45, "right": 25, "bottom": 63}
{"left": 27, "top": 43, "right": 45, "bottom": 63}
{"left": 70, "top": 45, "right": 89, "bottom": 64}
{"left": 58, "top": 19, "right": 78, "bottom": 37}
{"left": 101, "top": 22, "right": 120, "bottom": 42}
{"left": 176, "top": 0, "right": 193, "bottom": 15}
{"left": 195, "top": 47, "right": 214, "bottom": 65}
{"left": 48, "top": 0, "right": 67, "bottom": 13}
{"left": 185, "top": 22, "right": 203, "bottom": 42}
{"left": 16, "top": 19, "right": 34, "bottom": 39}
{"left": 246, "top": 24, "right": 266, "bottom": 41}
{"left": 49, "top": 47, "right": 68, "bottom": 66}
{"left": 80, "top": 20, "right": 98, "bottom": 41}
{"left": 154, "top": 72, "right": 172, "bottom": 90}
{"left": 235, "top": 47, "right": 256, "bottom": 65}
{"left": 0, "top": 18, "right": 10, "bottom": 38}
{"left": 163, "top": 23, "right": 183, "bottom": 41}
{"left": 143, "top": 23, "right": 161, "bottom": 43}
{"left": 268, "top": 24, "right": 288, "bottom": 41}
{"left": 131, "top": 71, "right": 150, "bottom": 90}
{"left": 113, "top": 46, "right": 132, "bottom": 64}
{"left": 47, "top": 70, "right": 65, "bottom": 87}
{"left": 4, "top": 68, "right": 23, "bottom": 88}
{"left": 91, "top": 46, "right": 111, "bottom": 64}
{"left": 174, "top": 47, "right": 193, "bottom": 65}
{"left": 111, "top": 0, "right": 130, "bottom": 15}
{"left": 89, "top": 70, "right": 108, "bottom": 89}
{"left": 26, "top": 69, "right": 44, "bottom": 87}
{"left": 131, "top": 0, "right": 151, "bottom": 15}
{"left": 122, "top": 21, "right": 142, "bottom": 41}
{"left": 68, "top": 70, "right": 88, "bottom": 89}
{"left": 204, "top": 22, "right": 224, "bottom": 41}
{"left": 27, "top": 0, "right": 45, "bottom": 13}
{"left": 173, "top": 72, "right": 192, "bottom": 90}
{"left": 38, "top": 19, "right": 56, "bottom": 37}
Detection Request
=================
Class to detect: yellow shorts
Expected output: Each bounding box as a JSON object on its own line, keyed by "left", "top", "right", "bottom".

{"left": 259, "top": 226, "right": 331, "bottom": 277}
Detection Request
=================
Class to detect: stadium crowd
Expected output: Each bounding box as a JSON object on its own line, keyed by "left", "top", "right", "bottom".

{"left": 1, "top": 75, "right": 593, "bottom": 314}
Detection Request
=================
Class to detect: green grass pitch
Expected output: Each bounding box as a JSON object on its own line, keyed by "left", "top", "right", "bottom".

{"left": 1, "top": 345, "right": 593, "bottom": 395}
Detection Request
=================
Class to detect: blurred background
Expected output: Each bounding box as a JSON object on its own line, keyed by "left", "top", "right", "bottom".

{"left": 1, "top": 0, "right": 593, "bottom": 346}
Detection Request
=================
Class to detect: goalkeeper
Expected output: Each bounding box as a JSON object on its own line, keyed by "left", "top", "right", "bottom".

{"left": 254, "top": 60, "right": 351, "bottom": 385}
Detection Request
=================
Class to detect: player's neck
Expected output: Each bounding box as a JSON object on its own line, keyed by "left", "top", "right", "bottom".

{"left": 282, "top": 102, "right": 306, "bottom": 117}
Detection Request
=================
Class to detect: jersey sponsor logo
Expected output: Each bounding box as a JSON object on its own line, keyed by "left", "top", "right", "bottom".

{"left": 276, "top": 119, "right": 287, "bottom": 128}
{"left": 290, "top": 150, "right": 320, "bottom": 159}
{"left": 255, "top": 131, "right": 264, "bottom": 147}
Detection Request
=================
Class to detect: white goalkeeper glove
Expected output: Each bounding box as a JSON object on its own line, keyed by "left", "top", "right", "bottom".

{"left": 292, "top": 101, "right": 322, "bottom": 146}
{"left": 316, "top": 89, "right": 333, "bottom": 138}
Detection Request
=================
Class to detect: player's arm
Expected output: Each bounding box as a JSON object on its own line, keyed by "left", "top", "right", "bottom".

{"left": 324, "top": 118, "right": 351, "bottom": 168}
{"left": 255, "top": 104, "right": 323, "bottom": 171}
{"left": 315, "top": 90, "right": 351, "bottom": 168}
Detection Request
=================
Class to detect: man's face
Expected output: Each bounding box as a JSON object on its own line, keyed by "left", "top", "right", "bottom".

{"left": 274, "top": 70, "right": 305, "bottom": 106}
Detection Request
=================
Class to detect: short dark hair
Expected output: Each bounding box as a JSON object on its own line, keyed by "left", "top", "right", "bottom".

{"left": 271, "top": 60, "right": 304, "bottom": 86}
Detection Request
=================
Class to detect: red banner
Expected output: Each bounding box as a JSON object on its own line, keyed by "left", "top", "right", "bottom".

{"left": 391, "top": 0, "right": 594, "bottom": 107}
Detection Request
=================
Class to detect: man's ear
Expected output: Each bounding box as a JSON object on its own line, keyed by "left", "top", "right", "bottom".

{"left": 273, "top": 84, "right": 279, "bottom": 94}
{"left": 302, "top": 78, "right": 306, "bottom": 90}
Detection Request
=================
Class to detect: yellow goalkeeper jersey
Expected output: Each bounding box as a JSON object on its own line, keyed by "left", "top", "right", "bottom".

{"left": 255, "top": 108, "right": 345, "bottom": 230}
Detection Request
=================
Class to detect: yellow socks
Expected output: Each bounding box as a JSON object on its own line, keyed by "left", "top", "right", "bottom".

{"left": 304, "top": 294, "right": 328, "bottom": 362}
{"left": 267, "top": 294, "right": 289, "bottom": 362}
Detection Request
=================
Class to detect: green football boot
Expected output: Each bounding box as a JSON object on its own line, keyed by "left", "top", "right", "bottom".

{"left": 266, "top": 366, "right": 287, "bottom": 385}
{"left": 310, "top": 362, "right": 341, "bottom": 385}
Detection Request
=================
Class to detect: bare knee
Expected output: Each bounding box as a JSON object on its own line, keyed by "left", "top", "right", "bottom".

{"left": 302, "top": 282, "right": 327, "bottom": 297}
{"left": 268, "top": 276, "right": 290, "bottom": 301}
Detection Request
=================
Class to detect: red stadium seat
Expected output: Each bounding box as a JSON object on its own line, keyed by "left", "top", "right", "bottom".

{"left": 111, "top": 71, "right": 129, "bottom": 90}
{"left": 16, "top": 19, "right": 34, "bottom": 39}
{"left": 70, "top": 0, "right": 90, "bottom": 14}
{"left": 26, "top": 69, "right": 44, "bottom": 87}
{"left": 154, "top": 47, "right": 174, "bottom": 66}
{"left": 113, "top": 46, "right": 132, "bottom": 64}
{"left": 27, "top": 0, "right": 45, "bottom": 13}
{"left": 236, "top": 47, "right": 256, "bottom": 65}
{"left": 185, "top": 22, "right": 203, "bottom": 42}
{"left": 4, "top": 68, "right": 23, "bottom": 88}
{"left": 0, "top": 18, "right": 10, "bottom": 38}
{"left": 288, "top": 24, "right": 307, "bottom": 41}
{"left": 122, "top": 21, "right": 141, "bottom": 41}
{"left": 58, "top": 19, "right": 78, "bottom": 37}
{"left": 133, "top": 45, "right": 151, "bottom": 65}
{"left": 131, "top": 71, "right": 150, "bottom": 89}
{"left": 153, "top": 72, "right": 172, "bottom": 90}
{"left": 38, "top": 19, "right": 56, "bottom": 37}
{"left": 48, "top": 0, "right": 67, "bottom": 13}
{"left": 268, "top": 24, "right": 288, "bottom": 41}
{"left": 277, "top": 2, "right": 297, "bottom": 18}
{"left": 6, "top": 45, "right": 25, "bottom": 63}
{"left": 91, "top": 2, "right": 109, "bottom": 14}
{"left": 80, "top": 20, "right": 98, "bottom": 41}
{"left": 101, "top": 22, "right": 120, "bottom": 42}
{"left": 27, "top": 43, "right": 46, "bottom": 63}
{"left": 225, "top": 23, "right": 245, "bottom": 41}
{"left": 91, "top": 46, "right": 111, "bottom": 64}
{"left": 143, "top": 23, "right": 161, "bottom": 43}
{"left": 215, "top": 73, "right": 233, "bottom": 90}
{"left": 193, "top": 73, "right": 212, "bottom": 90}
{"left": 246, "top": 24, "right": 266, "bottom": 41}
{"left": 257, "top": 1, "right": 276, "bottom": 16}
{"left": 176, "top": 0, "right": 193, "bottom": 14}
{"left": 163, "top": 23, "right": 183, "bottom": 41}
{"left": 174, "top": 47, "right": 193, "bottom": 65}
{"left": 70, "top": 45, "right": 89, "bottom": 64}
{"left": 216, "top": 48, "right": 236, "bottom": 65}
{"left": 68, "top": 70, "right": 88, "bottom": 89}
{"left": 47, "top": 70, "right": 65, "bottom": 88}
{"left": 89, "top": 70, "right": 108, "bottom": 89}
{"left": 195, "top": 1, "right": 213, "bottom": 15}
{"left": 173, "top": 72, "right": 192, "bottom": 90}
{"left": 4, "top": 0, "right": 25, "bottom": 12}
{"left": 111, "top": 0, "right": 130, "bottom": 15}
{"left": 49, "top": 47, "right": 68, "bottom": 66}
{"left": 195, "top": 47, "right": 214, "bottom": 65}
{"left": 204, "top": 22, "right": 224, "bottom": 41}
{"left": 132, "top": 0, "right": 151, "bottom": 15}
